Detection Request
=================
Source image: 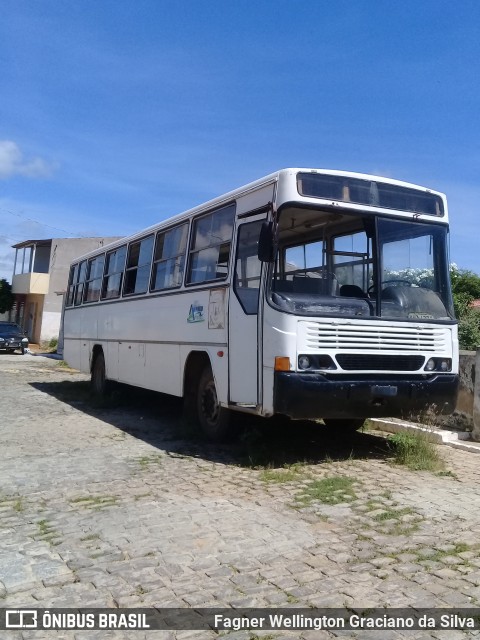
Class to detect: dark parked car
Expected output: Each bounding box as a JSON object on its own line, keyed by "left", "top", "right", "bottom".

{"left": 0, "top": 322, "right": 29, "bottom": 354}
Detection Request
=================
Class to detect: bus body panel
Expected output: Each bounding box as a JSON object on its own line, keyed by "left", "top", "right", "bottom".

{"left": 63, "top": 286, "right": 231, "bottom": 402}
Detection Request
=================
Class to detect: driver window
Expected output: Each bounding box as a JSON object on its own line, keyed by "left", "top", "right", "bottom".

{"left": 382, "top": 235, "right": 435, "bottom": 288}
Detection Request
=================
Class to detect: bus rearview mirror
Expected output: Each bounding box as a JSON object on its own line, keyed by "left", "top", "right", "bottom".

{"left": 258, "top": 221, "right": 275, "bottom": 262}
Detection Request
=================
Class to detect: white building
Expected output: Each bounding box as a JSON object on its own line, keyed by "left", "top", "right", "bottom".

{"left": 11, "top": 237, "right": 120, "bottom": 344}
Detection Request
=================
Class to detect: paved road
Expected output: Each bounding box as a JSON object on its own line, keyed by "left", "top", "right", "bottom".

{"left": 2, "top": 353, "right": 480, "bottom": 639}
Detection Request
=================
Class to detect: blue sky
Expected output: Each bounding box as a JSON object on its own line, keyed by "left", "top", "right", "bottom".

{"left": 1, "top": 0, "right": 479, "bottom": 280}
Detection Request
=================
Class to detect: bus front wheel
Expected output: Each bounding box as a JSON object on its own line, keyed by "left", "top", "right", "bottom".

{"left": 91, "top": 351, "right": 108, "bottom": 396}
{"left": 323, "top": 418, "right": 365, "bottom": 433}
{"left": 196, "top": 366, "right": 231, "bottom": 441}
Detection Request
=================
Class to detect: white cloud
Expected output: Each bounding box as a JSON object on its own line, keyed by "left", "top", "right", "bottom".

{"left": 0, "top": 140, "right": 57, "bottom": 179}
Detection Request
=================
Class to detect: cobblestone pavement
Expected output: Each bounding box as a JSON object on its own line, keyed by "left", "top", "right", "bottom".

{"left": 2, "top": 353, "right": 480, "bottom": 639}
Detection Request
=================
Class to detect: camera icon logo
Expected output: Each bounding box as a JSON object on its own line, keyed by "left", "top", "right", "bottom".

{"left": 5, "top": 610, "right": 38, "bottom": 629}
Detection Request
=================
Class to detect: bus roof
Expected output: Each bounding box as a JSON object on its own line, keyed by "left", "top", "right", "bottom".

{"left": 72, "top": 168, "right": 448, "bottom": 262}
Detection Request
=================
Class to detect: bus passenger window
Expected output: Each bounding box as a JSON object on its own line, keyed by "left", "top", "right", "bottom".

{"left": 102, "top": 246, "right": 127, "bottom": 299}
{"left": 151, "top": 223, "right": 188, "bottom": 291}
{"left": 123, "top": 236, "right": 154, "bottom": 296}
{"left": 66, "top": 264, "right": 78, "bottom": 307}
{"left": 187, "top": 204, "right": 235, "bottom": 284}
{"left": 74, "top": 261, "right": 87, "bottom": 306}
{"left": 84, "top": 255, "right": 105, "bottom": 303}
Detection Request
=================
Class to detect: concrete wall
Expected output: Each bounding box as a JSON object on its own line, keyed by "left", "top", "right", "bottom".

{"left": 434, "top": 350, "right": 477, "bottom": 435}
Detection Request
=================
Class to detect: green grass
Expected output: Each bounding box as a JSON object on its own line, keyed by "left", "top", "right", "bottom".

{"left": 417, "top": 542, "right": 472, "bottom": 563}
{"left": 137, "top": 454, "right": 163, "bottom": 469}
{"left": 388, "top": 431, "right": 445, "bottom": 472}
{"left": 372, "top": 507, "right": 415, "bottom": 522}
{"left": 70, "top": 495, "right": 119, "bottom": 510}
{"left": 260, "top": 463, "right": 306, "bottom": 484}
{"left": 36, "top": 519, "right": 61, "bottom": 545}
{"left": 296, "top": 475, "right": 358, "bottom": 506}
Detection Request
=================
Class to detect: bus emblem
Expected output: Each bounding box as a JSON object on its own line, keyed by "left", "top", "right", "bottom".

{"left": 187, "top": 302, "right": 205, "bottom": 323}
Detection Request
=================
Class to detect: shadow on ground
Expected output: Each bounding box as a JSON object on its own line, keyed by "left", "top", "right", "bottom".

{"left": 30, "top": 379, "right": 393, "bottom": 468}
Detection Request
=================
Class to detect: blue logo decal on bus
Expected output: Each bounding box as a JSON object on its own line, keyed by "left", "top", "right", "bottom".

{"left": 187, "top": 302, "right": 205, "bottom": 323}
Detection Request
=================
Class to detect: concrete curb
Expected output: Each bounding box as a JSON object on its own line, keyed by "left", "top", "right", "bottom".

{"left": 369, "top": 418, "right": 480, "bottom": 454}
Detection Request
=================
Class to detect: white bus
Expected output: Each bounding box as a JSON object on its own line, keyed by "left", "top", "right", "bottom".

{"left": 63, "top": 168, "right": 458, "bottom": 439}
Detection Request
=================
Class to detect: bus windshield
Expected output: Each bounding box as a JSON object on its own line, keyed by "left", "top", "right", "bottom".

{"left": 269, "top": 208, "right": 454, "bottom": 321}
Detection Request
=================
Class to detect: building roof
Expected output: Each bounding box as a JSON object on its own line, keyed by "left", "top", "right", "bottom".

{"left": 11, "top": 237, "right": 118, "bottom": 250}
{"left": 12, "top": 239, "right": 53, "bottom": 249}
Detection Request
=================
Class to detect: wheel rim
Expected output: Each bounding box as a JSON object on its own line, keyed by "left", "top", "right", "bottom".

{"left": 201, "top": 379, "right": 220, "bottom": 427}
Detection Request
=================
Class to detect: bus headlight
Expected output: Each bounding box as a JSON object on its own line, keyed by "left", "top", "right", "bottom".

{"left": 298, "top": 355, "right": 311, "bottom": 370}
{"left": 424, "top": 358, "right": 452, "bottom": 372}
{"left": 297, "top": 354, "right": 336, "bottom": 371}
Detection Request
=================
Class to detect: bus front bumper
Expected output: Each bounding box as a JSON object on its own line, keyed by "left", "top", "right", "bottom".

{"left": 273, "top": 372, "right": 459, "bottom": 420}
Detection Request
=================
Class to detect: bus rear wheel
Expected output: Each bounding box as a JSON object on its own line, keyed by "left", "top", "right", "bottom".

{"left": 196, "top": 366, "right": 231, "bottom": 441}
{"left": 323, "top": 418, "right": 365, "bottom": 433}
{"left": 91, "top": 351, "right": 108, "bottom": 396}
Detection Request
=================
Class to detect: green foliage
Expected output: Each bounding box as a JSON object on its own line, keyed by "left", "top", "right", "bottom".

{"left": 388, "top": 431, "right": 445, "bottom": 472}
{"left": 0, "top": 279, "right": 14, "bottom": 314}
{"left": 450, "top": 265, "right": 480, "bottom": 300}
{"left": 450, "top": 266, "right": 480, "bottom": 350}
{"left": 457, "top": 309, "right": 480, "bottom": 351}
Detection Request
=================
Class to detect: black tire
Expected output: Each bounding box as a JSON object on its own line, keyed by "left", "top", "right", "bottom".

{"left": 323, "top": 418, "right": 365, "bottom": 433}
{"left": 91, "top": 351, "right": 108, "bottom": 396}
{"left": 196, "top": 365, "right": 232, "bottom": 441}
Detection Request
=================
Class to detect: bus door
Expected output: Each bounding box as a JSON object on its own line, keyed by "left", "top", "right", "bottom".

{"left": 228, "top": 214, "right": 266, "bottom": 406}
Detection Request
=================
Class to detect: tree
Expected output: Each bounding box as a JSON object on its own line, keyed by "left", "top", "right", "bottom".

{"left": 0, "top": 279, "right": 14, "bottom": 314}
{"left": 450, "top": 266, "right": 480, "bottom": 351}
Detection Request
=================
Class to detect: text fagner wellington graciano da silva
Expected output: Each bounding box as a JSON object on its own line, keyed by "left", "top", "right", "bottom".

{"left": 215, "top": 613, "right": 478, "bottom": 631}
{"left": 3, "top": 609, "right": 480, "bottom": 631}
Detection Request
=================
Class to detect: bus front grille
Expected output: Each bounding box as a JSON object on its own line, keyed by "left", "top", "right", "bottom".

{"left": 302, "top": 321, "right": 447, "bottom": 352}
{"left": 336, "top": 354, "right": 425, "bottom": 371}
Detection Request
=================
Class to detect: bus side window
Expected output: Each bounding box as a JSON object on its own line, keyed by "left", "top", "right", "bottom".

{"left": 102, "top": 245, "right": 127, "bottom": 300}
{"left": 66, "top": 264, "right": 78, "bottom": 307}
{"left": 84, "top": 254, "right": 105, "bottom": 303}
{"left": 151, "top": 223, "right": 188, "bottom": 291}
{"left": 74, "top": 261, "right": 87, "bottom": 306}
{"left": 123, "top": 236, "right": 154, "bottom": 296}
{"left": 234, "top": 220, "right": 264, "bottom": 314}
{"left": 187, "top": 204, "right": 235, "bottom": 285}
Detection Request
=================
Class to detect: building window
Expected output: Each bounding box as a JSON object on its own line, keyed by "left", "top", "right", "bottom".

{"left": 151, "top": 223, "right": 189, "bottom": 291}
{"left": 123, "top": 235, "right": 154, "bottom": 296}
{"left": 102, "top": 246, "right": 127, "bottom": 299}
{"left": 84, "top": 254, "right": 105, "bottom": 303}
{"left": 187, "top": 204, "right": 235, "bottom": 284}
